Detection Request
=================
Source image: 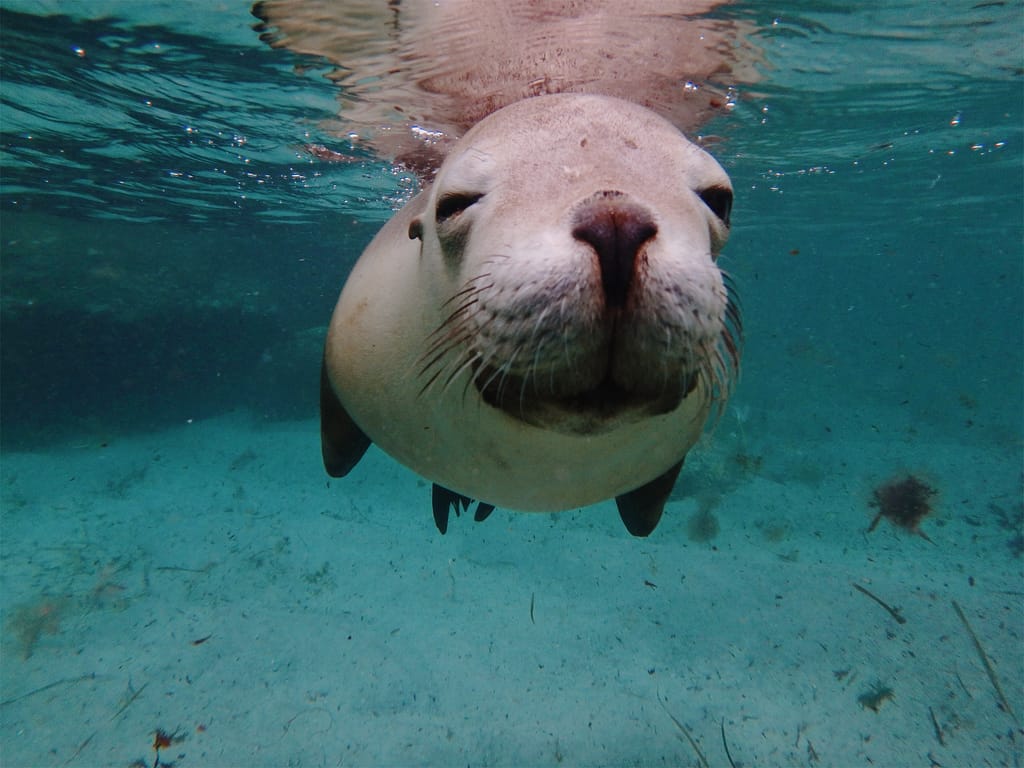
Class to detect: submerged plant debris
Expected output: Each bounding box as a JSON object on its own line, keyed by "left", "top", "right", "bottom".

{"left": 858, "top": 682, "right": 895, "bottom": 713}
{"left": 6, "top": 596, "right": 66, "bottom": 659}
{"left": 867, "top": 474, "right": 937, "bottom": 541}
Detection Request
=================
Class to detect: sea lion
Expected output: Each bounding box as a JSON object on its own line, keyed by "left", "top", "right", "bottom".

{"left": 318, "top": 93, "right": 739, "bottom": 535}
{"left": 253, "top": 2, "right": 750, "bottom": 535}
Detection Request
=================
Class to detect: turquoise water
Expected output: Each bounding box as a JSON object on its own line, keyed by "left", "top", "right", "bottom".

{"left": 1, "top": 2, "right": 1022, "bottom": 766}
{"left": 1, "top": 2, "right": 1020, "bottom": 443}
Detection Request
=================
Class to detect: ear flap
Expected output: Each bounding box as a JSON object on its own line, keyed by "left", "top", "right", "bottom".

{"left": 320, "top": 356, "right": 371, "bottom": 477}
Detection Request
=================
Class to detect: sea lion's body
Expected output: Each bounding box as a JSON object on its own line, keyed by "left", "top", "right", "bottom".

{"left": 324, "top": 196, "right": 705, "bottom": 512}
{"left": 255, "top": 2, "right": 747, "bottom": 535}
{"left": 319, "top": 95, "right": 738, "bottom": 535}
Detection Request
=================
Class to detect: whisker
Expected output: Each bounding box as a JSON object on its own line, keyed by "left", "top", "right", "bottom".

{"left": 461, "top": 354, "right": 483, "bottom": 402}
{"left": 660, "top": 325, "right": 675, "bottom": 395}
{"left": 418, "top": 330, "right": 476, "bottom": 396}
{"left": 441, "top": 350, "right": 481, "bottom": 398}
{"left": 417, "top": 276, "right": 493, "bottom": 389}
{"left": 422, "top": 305, "right": 482, "bottom": 362}
{"left": 524, "top": 305, "right": 553, "bottom": 399}
{"left": 475, "top": 360, "right": 503, "bottom": 399}
{"left": 559, "top": 296, "right": 573, "bottom": 394}
{"left": 466, "top": 341, "right": 505, "bottom": 402}
{"left": 421, "top": 328, "right": 469, "bottom": 374}
{"left": 420, "top": 308, "right": 479, "bottom": 365}
{"left": 439, "top": 277, "right": 493, "bottom": 311}
{"left": 419, "top": 344, "right": 480, "bottom": 403}
{"left": 426, "top": 291, "right": 487, "bottom": 349}
{"left": 437, "top": 295, "right": 485, "bottom": 330}
{"left": 698, "top": 270, "right": 742, "bottom": 423}
{"left": 524, "top": 332, "right": 556, "bottom": 412}
{"left": 479, "top": 345, "right": 521, "bottom": 408}
{"left": 495, "top": 348, "right": 520, "bottom": 405}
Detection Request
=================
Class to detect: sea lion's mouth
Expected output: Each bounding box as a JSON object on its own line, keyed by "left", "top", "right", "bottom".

{"left": 473, "top": 364, "right": 698, "bottom": 435}
{"left": 419, "top": 267, "right": 742, "bottom": 435}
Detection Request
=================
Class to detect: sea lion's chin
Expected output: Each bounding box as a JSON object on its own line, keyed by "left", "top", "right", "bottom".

{"left": 473, "top": 363, "right": 695, "bottom": 435}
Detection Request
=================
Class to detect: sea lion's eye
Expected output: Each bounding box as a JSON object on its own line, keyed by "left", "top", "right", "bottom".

{"left": 436, "top": 192, "right": 483, "bottom": 223}
{"left": 697, "top": 186, "right": 732, "bottom": 227}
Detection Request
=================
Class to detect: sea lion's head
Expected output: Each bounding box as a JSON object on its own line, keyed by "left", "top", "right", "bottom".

{"left": 411, "top": 93, "right": 740, "bottom": 435}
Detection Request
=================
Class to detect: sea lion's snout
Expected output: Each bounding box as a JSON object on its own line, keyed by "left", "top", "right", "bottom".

{"left": 571, "top": 191, "right": 657, "bottom": 310}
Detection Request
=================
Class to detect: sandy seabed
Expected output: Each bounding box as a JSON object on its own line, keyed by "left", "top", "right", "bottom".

{"left": 1, "top": 406, "right": 1021, "bottom": 768}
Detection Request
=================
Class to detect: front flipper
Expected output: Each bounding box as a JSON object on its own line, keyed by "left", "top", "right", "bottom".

{"left": 615, "top": 459, "right": 685, "bottom": 537}
{"left": 320, "top": 357, "right": 371, "bottom": 477}
{"left": 432, "top": 484, "right": 496, "bottom": 534}
{"left": 473, "top": 502, "right": 495, "bottom": 523}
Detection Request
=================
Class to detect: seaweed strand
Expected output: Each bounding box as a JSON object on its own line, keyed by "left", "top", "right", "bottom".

{"left": 657, "top": 693, "right": 709, "bottom": 768}
{"left": 852, "top": 583, "right": 907, "bottom": 624}
{"left": 951, "top": 599, "right": 1018, "bottom": 725}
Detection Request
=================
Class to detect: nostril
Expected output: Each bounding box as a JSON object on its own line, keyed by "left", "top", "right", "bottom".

{"left": 572, "top": 195, "right": 657, "bottom": 309}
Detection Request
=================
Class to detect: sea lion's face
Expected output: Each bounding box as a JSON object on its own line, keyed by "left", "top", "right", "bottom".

{"left": 413, "top": 94, "right": 739, "bottom": 435}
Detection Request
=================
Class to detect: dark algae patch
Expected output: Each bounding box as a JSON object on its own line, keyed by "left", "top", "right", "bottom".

{"left": 867, "top": 474, "right": 937, "bottom": 541}
{"left": 858, "top": 682, "right": 895, "bottom": 713}
{"left": 6, "top": 595, "right": 67, "bottom": 659}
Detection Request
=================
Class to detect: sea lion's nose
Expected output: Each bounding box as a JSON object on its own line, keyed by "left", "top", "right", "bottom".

{"left": 572, "top": 191, "right": 657, "bottom": 309}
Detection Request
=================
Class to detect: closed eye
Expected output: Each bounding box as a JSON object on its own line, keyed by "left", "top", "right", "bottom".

{"left": 436, "top": 192, "right": 483, "bottom": 223}
{"left": 697, "top": 186, "right": 732, "bottom": 227}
